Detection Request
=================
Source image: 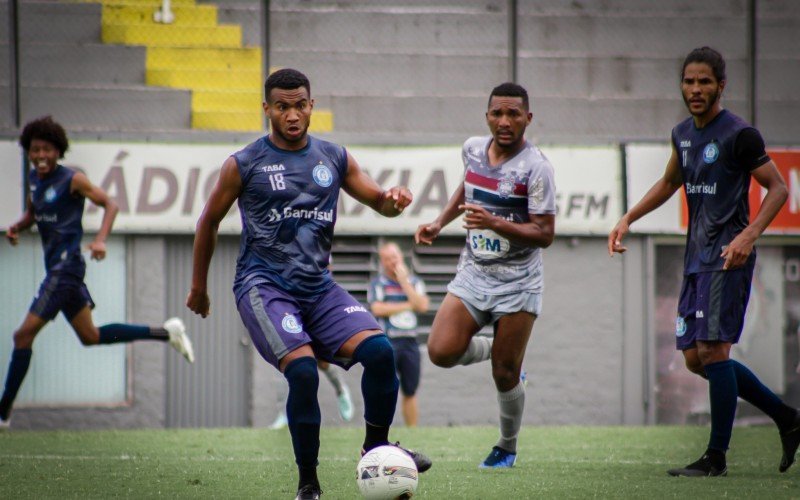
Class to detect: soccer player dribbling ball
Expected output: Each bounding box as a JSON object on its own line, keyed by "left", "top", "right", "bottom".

{"left": 609, "top": 47, "right": 800, "bottom": 477}
{"left": 187, "top": 69, "right": 431, "bottom": 500}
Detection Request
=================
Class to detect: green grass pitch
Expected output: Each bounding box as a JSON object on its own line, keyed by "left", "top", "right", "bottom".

{"left": 1, "top": 426, "right": 799, "bottom": 498}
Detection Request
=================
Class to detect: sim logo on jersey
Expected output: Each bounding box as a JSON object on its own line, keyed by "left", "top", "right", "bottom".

{"left": 703, "top": 143, "right": 719, "bottom": 164}
{"left": 470, "top": 229, "right": 510, "bottom": 258}
{"left": 281, "top": 314, "right": 303, "bottom": 334}
{"left": 312, "top": 163, "right": 333, "bottom": 187}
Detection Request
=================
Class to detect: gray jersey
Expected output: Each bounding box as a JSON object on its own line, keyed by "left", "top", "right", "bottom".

{"left": 453, "top": 136, "right": 556, "bottom": 295}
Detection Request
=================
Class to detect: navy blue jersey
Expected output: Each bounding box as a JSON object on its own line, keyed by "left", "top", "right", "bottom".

{"left": 368, "top": 274, "right": 426, "bottom": 338}
{"left": 672, "top": 110, "right": 770, "bottom": 274}
{"left": 29, "top": 165, "right": 86, "bottom": 277}
{"left": 232, "top": 135, "right": 348, "bottom": 301}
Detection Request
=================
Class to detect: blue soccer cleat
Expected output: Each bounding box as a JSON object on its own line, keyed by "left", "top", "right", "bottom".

{"left": 479, "top": 446, "right": 517, "bottom": 468}
{"left": 337, "top": 385, "right": 354, "bottom": 422}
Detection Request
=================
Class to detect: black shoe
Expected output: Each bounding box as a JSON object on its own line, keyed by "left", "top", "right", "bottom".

{"left": 780, "top": 412, "right": 800, "bottom": 473}
{"left": 295, "top": 484, "right": 322, "bottom": 500}
{"left": 667, "top": 453, "right": 727, "bottom": 477}
{"left": 393, "top": 441, "right": 432, "bottom": 473}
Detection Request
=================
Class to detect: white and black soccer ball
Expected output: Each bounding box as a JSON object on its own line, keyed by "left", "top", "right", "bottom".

{"left": 356, "top": 445, "right": 418, "bottom": 500}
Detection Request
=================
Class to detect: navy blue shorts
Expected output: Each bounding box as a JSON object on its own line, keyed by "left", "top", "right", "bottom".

{"left": 390, "top": 336, "right": 421, "bottom": 396}
{"left": 237, "top": 282, "right": 381, "bottom": 370}
{"left": 675, "top": 259, "right": 754, "bottom": 351}
{"left": 29, "top": 273, "right": 95, "bottom": 322}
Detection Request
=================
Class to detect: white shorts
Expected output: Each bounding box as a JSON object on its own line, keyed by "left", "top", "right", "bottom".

{"left": 447, "top": 279, "right": 542, "bottom": 328}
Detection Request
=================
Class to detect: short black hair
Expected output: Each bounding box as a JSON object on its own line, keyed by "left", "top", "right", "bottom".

{"left": 682, "top": 47, "right": 726, "bottom": 83}
{"left": 19, "top": 116, "right": 69, "bottom": 158}
{"left": 488, "top": 82, "right": 529, "bottom": 110}
{"left": 265, "top": 68, "right": 311, "bottom": 102}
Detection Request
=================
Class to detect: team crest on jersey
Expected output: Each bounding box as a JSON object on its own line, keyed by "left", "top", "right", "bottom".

{"left": 702, "top": 143, "right": 719, "bottom": 164}
{"left": 312, "top": 163, "right": 333, "bottom": 187}
{"left": 281, "top": 314, "right": 303, "bottom": 334}
{"left": 675, "top": 316, "right": 687, "bottom": 337}
{"left": 497, "top": 174, "right": 515, "bottom": 199}
{"left": 44, "top": 186, "right": 57, "bottom": 203}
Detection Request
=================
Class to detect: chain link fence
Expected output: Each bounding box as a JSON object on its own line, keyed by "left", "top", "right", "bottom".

{"left": 1, "top": 0, "right": 798, "bottom": 144}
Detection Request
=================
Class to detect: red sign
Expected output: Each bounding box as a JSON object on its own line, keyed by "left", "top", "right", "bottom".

{"left": 680, "top": 149, "right": 800, "bottom": 233}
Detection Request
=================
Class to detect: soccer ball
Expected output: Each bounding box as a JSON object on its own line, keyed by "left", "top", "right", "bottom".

{"left": 356, "top": 445, "right": 418, "bottom": 499}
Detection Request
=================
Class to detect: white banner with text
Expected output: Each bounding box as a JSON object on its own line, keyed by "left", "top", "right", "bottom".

{"left": 1, "top": 140, "right": 622, "bottom": 235}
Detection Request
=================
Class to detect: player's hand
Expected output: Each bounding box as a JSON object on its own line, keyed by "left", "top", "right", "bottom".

{"left": 383, "top": 186, "right": 413, "bottom": 214}
{"left": 87, "top": 240, "right": 107, "bottom": 261}
{"left": 608, "top": 218, "right": 630, "bottom": 256}
{"left": 5, "top": 225, "right": 19, "bottom": 246}
{"left": 394, "top": 260, "right": 410, "bottom": 282}
{"left": 721, "top": 230, "right": 756, "bottom": 270}
{"left": 415, "top": 221, "right": 441, "bottom": 245}
{"left": 459, "top": 203, "right": 495, "bottom": 230}
{"left": 186, "top": 289, "right": 211, "bottom": 318}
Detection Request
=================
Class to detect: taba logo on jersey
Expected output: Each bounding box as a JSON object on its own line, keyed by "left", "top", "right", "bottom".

{"left": 344, "top": 305, "right": 368, "bottom": 314}
{"left": 312, "top": 163, "right": 333, "bottom": 187}
{"left": 281, "top": 313, "right": 303, "bottom": 334}
{"left": 44, "top": 186, "right": 57, "bottom": 203}
{"left": 260, "top": 163, "right": 285, "bottom": 173}
{"left": 703, "top": 142, "right": 720, "bottom": 164}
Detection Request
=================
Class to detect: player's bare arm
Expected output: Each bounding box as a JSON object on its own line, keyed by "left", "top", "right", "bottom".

{"left": 71, "top": 171, "right": 118, "bottom": 261}
{"left": 187, "top": 156, "right": 242, "bottom": 318}
{"left": 609, "top": 147, "right": 683, "bottom": 255}
{"left": 721, "top": 160, "right": 788, "bottom": 270}
{"left": 342, "top": 151, "right": 412, "bottom": 217}
{"left": 5, "top": 197, "right": 35, "bottom": 246}
{"left": 414, "top": 182, "right": 466, "bottom": 245}
{"left": 460, "top": 202, "right": 554, "bottom": 248}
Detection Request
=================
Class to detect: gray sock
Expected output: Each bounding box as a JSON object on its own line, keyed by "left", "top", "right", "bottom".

{"left": 496, "top": 381, "right": 525, "bottom": 452}
{"left": 321, "top": 366, "right": 345, "bottom": 396}
{"left": 457, "top": 336, "right": 493, "bottom": 366}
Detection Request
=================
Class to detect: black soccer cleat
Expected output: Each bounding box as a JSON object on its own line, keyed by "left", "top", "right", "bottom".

{"left": 393, "top": 442, "right": 433, "bottom": 473}
{"left": 779, "top": 412, "right": 800, "bottom": 473}
{"left": 295, "top": 484, "right": 322, "bottom": 500}
{"left": 667, "top": 453, "right": 727, "bottom": 477}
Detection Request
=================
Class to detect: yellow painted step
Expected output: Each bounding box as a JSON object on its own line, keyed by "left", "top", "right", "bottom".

{"left": 193, "top": 90, "right": 262, "bottom": 112}
{"left": 102, "top": 4, "right": 217, "bottom": 26}
{"left": 103, "top": 24, "right": 241, "bottom": 48}
{"left": 193, "top": 111, "right": 262, "bottom": 132}
{"left": 76, "top": 0, "right": 198, "bottom": 7}
{"left": 147, "top": 47, "right": 261, "bottom": 70}
{"left": 147, "top": 68, "right": 260, "bottom": 90}
{"left": 193, "top": 110, "right": 334, "bottom": 133}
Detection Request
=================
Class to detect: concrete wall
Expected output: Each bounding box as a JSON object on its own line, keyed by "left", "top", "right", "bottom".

{"left": 252, "top": 237, "right": 648, "bottom": 427}
{"left": 11, "top": 237, "right": 168, "bottom": 430}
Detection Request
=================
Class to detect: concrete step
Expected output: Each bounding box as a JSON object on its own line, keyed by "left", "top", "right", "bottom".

{"left": 103, "top": 23, "right": 242, "bottom": 47}
{"left": 102, "top": 4, "right": 218, "bottom": 26}
{"left": 146, "top": 47, "right": 261, "bottom": 70}
{"left": 19, "top": 1, "right": 103, "bottom": 44}
{"left": 146, "top": 68, "right": 260, "bottom": 90}
{"left": 20, "top": 84, "right": 192, "bottom": 130}
{"left": 20, "top": 43, "right": 146, "bottom": 86}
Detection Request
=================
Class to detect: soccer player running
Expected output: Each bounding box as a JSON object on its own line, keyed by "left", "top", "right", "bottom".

{"left": 415, "top": 83, "right": 556, "bottom": 468}
{"left": 1, "top": 116, "right": 195, "bottom": 430}
{"left": 186, "top": 69, "right": 431, "bottom": 500}
{"left": 609, "top": 47, "right": 800, "bottom": 477}
{"left": 369, "top": 242, "right": 430, "bottom": 427}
